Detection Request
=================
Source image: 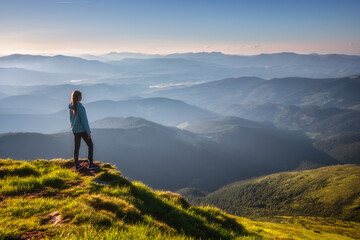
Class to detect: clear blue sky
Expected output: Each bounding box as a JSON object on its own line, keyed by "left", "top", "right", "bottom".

{"left": 0, "top": 0, "right": 359, "bottom": 55}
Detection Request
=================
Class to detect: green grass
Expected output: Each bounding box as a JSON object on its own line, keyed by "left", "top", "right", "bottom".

{"left": 239, "top": 215, "right": 360, "bottom": 240}
{"left": 0, "top": 159, "right": 265, "bottom": 240}
{"left": 2, "top": 159, "right": 358, "bottom": 239}
{"left": 0, "top": 159, "right": 80, "bottom": 196}
{"left": 193, "top": 164, "right": 360, "bottom": 223}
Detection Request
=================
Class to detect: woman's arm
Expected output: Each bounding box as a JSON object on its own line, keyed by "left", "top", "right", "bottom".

{"left": 79, "top": 106, "right": 91, "bottom": 135}
{"left": 69, "top": 107, "right": 73, "bottom": 123}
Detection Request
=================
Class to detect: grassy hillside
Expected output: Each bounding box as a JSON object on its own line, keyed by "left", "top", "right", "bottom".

{"left": 0, "top": 158, "right": 263, "bottom": 240}
{"left": 180, "top": 165, "right": 360, "bottom": 222}
{"left": 1, "top": 159, "right": 359, "bottom": 240}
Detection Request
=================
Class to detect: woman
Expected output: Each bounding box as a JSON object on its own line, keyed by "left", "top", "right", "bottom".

{"left": 69, "top": 90, "right": 98, "bottom": 171}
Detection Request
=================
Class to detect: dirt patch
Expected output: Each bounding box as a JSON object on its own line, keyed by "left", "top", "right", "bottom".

{"left": 24, "top": 189, "right": 68, "bottom": 199}
{"left": 69, "top": 160, "right": 103, "bottom": 177}
{"left": 62, "top": 159, "right": 95, "bottom": 169}
{"left": 77, "top": 167, "right": 102, "bottom": 177}
{"left": 21, "top": 230, "right": 52, "bottom": 240}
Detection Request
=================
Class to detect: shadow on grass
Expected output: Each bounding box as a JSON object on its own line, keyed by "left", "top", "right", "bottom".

{"left": 131, "top": 183, "right": 241, "bottom": 239}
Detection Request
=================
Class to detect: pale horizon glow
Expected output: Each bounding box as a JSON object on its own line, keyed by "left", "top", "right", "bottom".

{"left": 1, "top": 0, "right": 359, "bottom": 56}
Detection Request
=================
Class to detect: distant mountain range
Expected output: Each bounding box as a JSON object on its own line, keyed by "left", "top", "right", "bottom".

{"left": 0, "top": 51, "right": 359, "bottom": 197}
{"left": 0, "top": 97, "right": 217, "bottom": 133}
{"left": 220, "top": 103, "right": 360, "bottom": 139}
{"left": 106, "top": 58, "right": 240, "bottom": 83}
{"left": 91, "top": 116, "right": 165, "bottom": 129}
{"left": 0, "top": 54, "right": 119, "bottom": 75}
{"left": 152, "top": 75, "right": 360, "bottom": 140}
{"left": 81, "top": 52, "right": 161, "bottom": 61}
{"left": 87, "top": 51, "right": 360, "bottom": 79}
{"left": 0, "top": 83, "right": 145, "bottom": 111}
{"left": 1, "top": 52, "right": 360, "bottom": 87}
{"left": 165, "top": 51, "right": 360, "bottom": 70}
{"left": 0, "top": 94, "right": 65, "bottom": 114}
{"left": 181, "top": 116, "right": 336, "bottom": 173}
{"left": 84, "top": 97, "right": 218, "bottom": 126}
{"left": 0, "top": 67, "right": 91, "bottom": 85}
{"left": 0, "top": 116, "right": 336, "bottom": 191}
{"left": 154, "top": 75, "right": 360, "bottom": 110}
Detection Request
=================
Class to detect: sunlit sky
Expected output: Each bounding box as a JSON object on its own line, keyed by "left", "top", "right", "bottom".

{"left": 1, "top": 0, "right": 359, "bottom": 56}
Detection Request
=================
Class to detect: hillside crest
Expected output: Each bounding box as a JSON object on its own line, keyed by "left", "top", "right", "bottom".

{"left": 0, "top": 158, "right": 253, "bottom": 240}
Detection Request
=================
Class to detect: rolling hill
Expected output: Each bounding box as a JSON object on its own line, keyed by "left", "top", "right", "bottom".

{"left": 0, "top": 67, "right": 91, "bottom": 86}
{"left": 221, "top": 103, "right": 360, "bottom": 139}
{"left": 84, "top": 97, "right": 218, "bottom": 126}
{"left": 0, "top": 117, "right": 337, "bottom": 191}
{"left": 91, "top": 116, "right": 165, "bottom": 129}
{"left": 182, "top": 116, "right": 336, "bottom": 175}
{"left": 178, "top": 165, "right": 360, "bottom": 222}
{"left": 314, "top": 133, "right": 360, "bottom": 164}
{"left": 0, "top": 97, "right": 217, "bottom": 133}
{"left": 0, "top": 112, "right": 67, "bottom": 133}
{"left": 104, "top": 57, "right": 250, "bottom": 84}
{"left": 154, "top": 75, "right": 360, "bottom": 111}
{"left": 25, "top": 83, "right": 145, "bottom": 103}
{"left": 0, "top": 95, "right": 65, "bottom": 114}
{"left": 154, "top": 76, "right": 265, "bottom": 109}
{"left": 0, "top": 54, "right": 120, "bottom": 75}
{"left": 0, "top": 124, "right": 240, "bottom": 191}
{"left": 164, "top": 52, "right": 360, "bottom": 79}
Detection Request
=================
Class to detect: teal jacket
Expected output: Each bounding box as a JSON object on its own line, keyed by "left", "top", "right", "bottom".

{"left": 68, "top": 102, "right": 91, "bottom": 134}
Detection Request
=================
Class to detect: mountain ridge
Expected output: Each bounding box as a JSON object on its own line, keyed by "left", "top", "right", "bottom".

{"left": 179, "top": 164, "right": 360, "bottom": 222}
{"left": 0, "top": 116, "right": 337, "bottom": 191}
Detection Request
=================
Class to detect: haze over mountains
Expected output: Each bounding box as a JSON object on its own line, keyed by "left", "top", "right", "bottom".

{"left": 0, "top": 97, "right": 216, "bottom": 133}
{"left": 0, "top": 116, "right": 336, "bottom": 191}
{"left": 1, "top": 52, "right": 360, "bottom": 87}
{"left": 0, "top": 51, "right": 359, "bottom": 194}
{"left": 154, "top": 75, "right": 360, "bottom": 110}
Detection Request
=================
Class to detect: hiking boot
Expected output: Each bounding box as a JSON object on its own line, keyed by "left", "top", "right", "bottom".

{"left": 88, "top": 163, "right": 99, "bottom": 170}
{"left": 75, "top": 165, "right": 85, "bottom": 171}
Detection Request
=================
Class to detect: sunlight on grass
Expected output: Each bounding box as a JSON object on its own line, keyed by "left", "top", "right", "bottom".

{"left": 0, "top": 159, "right": 81, "bottom": 195}
{"left": 0, "top": 159, "right": 358, "bottom": 240}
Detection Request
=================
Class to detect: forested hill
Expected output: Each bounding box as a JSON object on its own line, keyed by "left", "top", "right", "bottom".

{"left": 179, "top": 164, "right": 360, "bottom": 222}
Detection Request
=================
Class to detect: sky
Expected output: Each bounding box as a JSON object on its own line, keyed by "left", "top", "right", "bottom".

{"left": 0, "top": 0, "right": 359, "bottom": 55}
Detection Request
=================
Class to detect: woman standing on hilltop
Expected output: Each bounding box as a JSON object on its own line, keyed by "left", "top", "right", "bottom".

{"left": 69, "top": 90, "right": 98, "bottom": 171}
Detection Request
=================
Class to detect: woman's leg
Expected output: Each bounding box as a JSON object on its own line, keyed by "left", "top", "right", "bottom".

{"left": 80, "top": 132, "right": 94, "bottom": 165}
{"left": 73, "top": 132, "right": 81, "bottom": 166}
